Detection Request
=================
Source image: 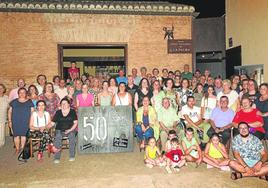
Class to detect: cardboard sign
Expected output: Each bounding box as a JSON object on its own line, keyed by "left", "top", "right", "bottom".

{"left": 78, "top": 106, "right": 133, "bottom": 154}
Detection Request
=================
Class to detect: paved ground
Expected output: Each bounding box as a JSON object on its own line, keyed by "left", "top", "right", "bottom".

{"left": 0, "top": 137, "right": 267, "bottom": 188}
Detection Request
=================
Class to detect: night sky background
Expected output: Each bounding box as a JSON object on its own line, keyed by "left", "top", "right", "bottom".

{"left": 173, "top": 0, "right": 225, "bottom": 18}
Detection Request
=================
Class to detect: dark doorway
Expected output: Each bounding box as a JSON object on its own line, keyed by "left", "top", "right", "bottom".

{"left": 196, "top": 51, "right": 225, "bottom": 78}
{"left": 226, "top": 46, "right": 241, "bottom": 79}
{"left": 58, "top": 44, "right": 127, "bottom": 80}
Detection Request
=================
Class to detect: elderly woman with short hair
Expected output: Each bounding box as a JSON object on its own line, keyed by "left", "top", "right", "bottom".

{"left": 217, "top": 79, "right": 240, "bottom": 112}
{"left": 8, "top": 88, "right": 34, "bottom": 154}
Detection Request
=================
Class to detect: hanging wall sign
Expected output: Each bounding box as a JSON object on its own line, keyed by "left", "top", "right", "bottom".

{"left": 78, "top": 106, "right": 133, "bottom": 154}
{"left": 168, "top": 39, "right": 192, "bottom": 54}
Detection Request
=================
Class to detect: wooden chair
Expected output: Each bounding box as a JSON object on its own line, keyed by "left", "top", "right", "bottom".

{"left": 29, "top": 137, "right": 41, "bottom": 158}
{"left": 29, "top": 129, "right": 54, "bottom": 158}
{"left": 61, "top": 135, "right": 69, "bottom": 149}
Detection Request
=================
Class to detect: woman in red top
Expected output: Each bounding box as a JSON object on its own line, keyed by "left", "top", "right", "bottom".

{"left": 68, "top": 62, "right": 79, "bottom": 81}
{"left": 233, "top": 97, "right": 264, "bottom": 140}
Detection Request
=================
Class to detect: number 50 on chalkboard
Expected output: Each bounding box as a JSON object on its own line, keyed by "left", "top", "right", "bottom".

{"left": 83, "top": 116, "right": 108, "bottom": 141}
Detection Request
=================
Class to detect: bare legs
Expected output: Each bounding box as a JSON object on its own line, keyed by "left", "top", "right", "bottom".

{"left": 14, "top": 136, "right": 26, "bottom": 154}
{"left": 229, "top": 160, "right": 268, "bottom": 179}
{"left": 144, "top": 157, "right": 165, "bottom": 168}
{"left": 203, "top": 156, "right": 230, "bottom": 171}
{"left": 165, "top": 158, "right": 186, "bottom": 173}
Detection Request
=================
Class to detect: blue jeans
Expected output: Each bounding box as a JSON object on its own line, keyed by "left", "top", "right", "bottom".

{"left": 135, "top": 124, "right": 154, "bottom": 141}
{"left": 54, "top": 130, "right": 76, "bottom": 160}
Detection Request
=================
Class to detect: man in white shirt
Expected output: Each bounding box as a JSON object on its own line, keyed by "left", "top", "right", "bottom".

{"left": 181, "top": 96, "right": 211, "bottom": 146}
{"left": 55, "top": 79, "right": 68, "bottom": 100}
{"left": 8, "top": 78, "right": 26, "bottom": 102}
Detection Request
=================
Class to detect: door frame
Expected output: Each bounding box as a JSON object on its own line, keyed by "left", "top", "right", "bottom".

{"left": 57, "top": 43, "right": 128, "bottom": 78}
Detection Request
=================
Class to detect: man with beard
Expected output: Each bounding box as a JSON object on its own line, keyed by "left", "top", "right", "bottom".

{"left": 229, "top": 122, "right": 268, "bottom": 180}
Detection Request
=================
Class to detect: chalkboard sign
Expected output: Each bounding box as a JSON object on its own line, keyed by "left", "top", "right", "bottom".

{"left": 78, "top": 106, "right": 133, "bottom": 154}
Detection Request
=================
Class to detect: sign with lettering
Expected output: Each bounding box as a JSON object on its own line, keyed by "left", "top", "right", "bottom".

{"left": 78, "top": 106, "right": 133, "bottom": 154}
{"left": 168, "top": 39, "right": 192, "bottom": 54}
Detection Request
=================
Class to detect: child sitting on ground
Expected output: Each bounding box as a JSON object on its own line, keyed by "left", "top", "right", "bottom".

{"left": 165, "top": 137, "right": 186, "bottom": 173}
{"left": 203, "top": 133, "right": 230, "bottom": 171}
{"left": 165, "top": 130, "right": 177, "bottom": 153}
{"left": 144, "top": 137, "right": 165, "bottom": 168}
{"left": 181, "top": 127, "right": 202, "bottom": 167}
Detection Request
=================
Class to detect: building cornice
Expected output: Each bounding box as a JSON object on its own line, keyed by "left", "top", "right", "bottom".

{"left": 0, "top": 1, "right": 197, "bottom": 16}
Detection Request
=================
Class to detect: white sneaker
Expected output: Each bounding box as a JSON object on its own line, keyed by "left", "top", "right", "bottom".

{"left": 69, "top": 158, "right": 75, "bottom": 162}
{"left": 54, "top": 159, "right": 60, "bottom": 164}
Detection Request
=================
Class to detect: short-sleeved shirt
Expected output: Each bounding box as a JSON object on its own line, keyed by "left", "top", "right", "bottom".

{"left": 242, "top": 92, "right": 260, "bottom": 104}
{"left": 53, "top": 109, "right": 77, "bottom": 131}
{"left": 166, "top": 149, "right": 183, "bottom": 163}
{"left": 217, "top": 90, "right": 239, "bottom": 111}
{"left": 177, "top": 88, "right": 193, "bottom": 108}
{"left": 233, "top": 108, "right": 265, "bottom": 133}
{"left": 255, "top": 97, "right": 268, "bottom": 138}
{"left": 181, "top": 72, "right": 193, "bottom": 80}
{"left": 158, "top": 107, "right": 179, "bottom": 128}
{"left": 134, "top": 76, "right": 142, "bottom": 86}
{"left": 181, "top": 105, "right": 201, "bottom": 123}
{"left": 232, "top": 134, "right": 264, "bottom": 161}
{"left": 68, "top": 67, "right": 79, "bottom": 75}
{"left": 39, "top": 93, "right": 60, "bottom": 118}
{"left": 116, "top": 76, "right": 128, "bottom": 85}
{"left": 210, "top": 107, "right": 235, "bottom": 128}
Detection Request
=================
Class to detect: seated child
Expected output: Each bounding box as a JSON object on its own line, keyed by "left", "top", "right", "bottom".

{"left": 203, "top": 133, "right": 230, "bottom": 171}
{"left": 165, "top": 137, "right": 186, "bottom": 173}
{"left": 144, "top": 137, "right": 165, "bottom": 168}
{"left": 181, "top": 127, "right": 202, "bottom": 166}
{"left": 165, "top": 130, "right": 177, "bottom": 153}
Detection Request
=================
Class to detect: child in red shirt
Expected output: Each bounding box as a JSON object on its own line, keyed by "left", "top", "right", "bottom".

{"left": 165, "top": 137, "right": 186, "bottom": 173}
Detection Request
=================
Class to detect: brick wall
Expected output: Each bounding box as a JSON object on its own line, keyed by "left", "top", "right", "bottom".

{"left": 0, "top": 12, "right": 192, "bottom": 91}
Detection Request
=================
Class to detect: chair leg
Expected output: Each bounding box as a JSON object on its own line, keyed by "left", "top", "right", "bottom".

{"left": 30, "top": 139, "right": 33, "bottom": 158}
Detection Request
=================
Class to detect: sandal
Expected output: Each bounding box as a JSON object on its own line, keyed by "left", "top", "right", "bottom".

{"left": 259, "top": 175, "right": 268, "bottom": 181}
{"left": 231, "top": 172, "right": 243, "bottom": 180}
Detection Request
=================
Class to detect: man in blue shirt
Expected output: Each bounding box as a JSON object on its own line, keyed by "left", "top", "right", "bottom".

{"left": 116, "top": 69, "right": 128, "bottom": 84}
{"left": 229, "top": 122, "right": 268, "bottom": 180}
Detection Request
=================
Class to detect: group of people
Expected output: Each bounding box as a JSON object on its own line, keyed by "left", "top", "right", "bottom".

{"left": 0, "top": 62, "right": 268, "bottom": 180}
